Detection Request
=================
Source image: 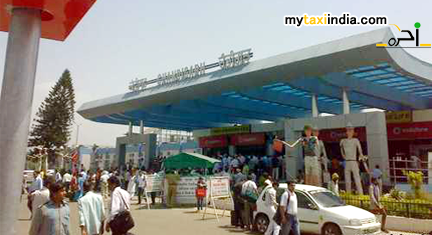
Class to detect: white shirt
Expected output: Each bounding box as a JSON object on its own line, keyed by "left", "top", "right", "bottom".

{"left": 138, "top": 174, "right": 146, "bottom": 188}
{"left": 55, "top": 172, "right": 62, "bottom": 182}
{"left": 78, "top": 191, "right": 106, "bottom": 235}
{"left": 62, "top": 173, "right": 72, "bottom": 183}
{"left": 280, "top": 191, "right": 298, "bottom": 215}
{"left": 109, "top": 187, "right": 131, "bottom": 222}
{"left": 31, "top": 187, "right": 50, "bottom": 212}
{"left": 340, "top": 138, "right": 363, "bottom": 161}
{"left": 30, "top": 175, "right": 43, "bottom": 193}
{"left": 231, "top": 159, "right": 239, "bottom": 168}
{"left": 241, "top": 180, "right": 257, "bottom": 195}
{"left": 100, "top": 174, "right": 110, "bottom": 183}
{"left": 265, "top": 186, "right": 278, "bottom": 209}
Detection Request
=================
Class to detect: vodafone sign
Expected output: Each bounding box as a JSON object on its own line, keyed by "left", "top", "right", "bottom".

{"left": 387, "top": 122, "right": 432, "bottom": 140}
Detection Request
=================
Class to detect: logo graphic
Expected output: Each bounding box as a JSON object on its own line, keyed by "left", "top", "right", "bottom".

{"left": 377, "top": 22, "right": 431, "bottom": 48}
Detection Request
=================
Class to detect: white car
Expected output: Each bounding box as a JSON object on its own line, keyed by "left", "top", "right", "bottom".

{"left": 253, "top": 184, "right": 381, "bottom": 235}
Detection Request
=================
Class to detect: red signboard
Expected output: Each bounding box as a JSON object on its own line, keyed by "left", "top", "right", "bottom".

{"left": 230, "top": 133, "right": 265, "bottom": 146}
{"left": 318, "top": 127, "right": 367, "bottom": 142}
{"left": 199, "top": 136, "right": 227, "bottom": 148}
{"left": 387, "top": 122, "right": 432, "bottom": 140}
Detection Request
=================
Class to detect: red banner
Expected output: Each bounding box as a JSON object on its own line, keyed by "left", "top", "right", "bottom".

{"left": 318, "top": 127, "right": 367, "bottom": 142}
{"left": 199, "top": 136, "right": 228, "bottom": 148}
{"left": 387, "top": 122, "right": 432, "bottom": 140}
{"left": 230, "top": 133, "right": 266, "bottom": 146}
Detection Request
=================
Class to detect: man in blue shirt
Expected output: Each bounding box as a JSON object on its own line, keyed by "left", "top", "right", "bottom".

{"left": 29, "top": 182, "right": 70, "bottom": 235}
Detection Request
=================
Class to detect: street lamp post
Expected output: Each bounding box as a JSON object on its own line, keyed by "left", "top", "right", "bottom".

{"left": 75, "top": 123, "right": 82, "bottom": 147}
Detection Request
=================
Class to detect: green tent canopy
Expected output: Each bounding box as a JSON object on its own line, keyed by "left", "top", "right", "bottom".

{"left": 163, "top": 152, "right": 220, "bottom": 170}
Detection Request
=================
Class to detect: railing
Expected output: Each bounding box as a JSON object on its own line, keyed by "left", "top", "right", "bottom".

{"left": 341, "top": 194, "right": 432, "bottom": 219}
{"left": 389, "top": 158, "right": 431, "bottom": 185}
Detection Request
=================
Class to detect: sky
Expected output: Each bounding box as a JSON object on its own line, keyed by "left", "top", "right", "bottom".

{"left": 0, "top": 0, "right": 431, "bottom": 147}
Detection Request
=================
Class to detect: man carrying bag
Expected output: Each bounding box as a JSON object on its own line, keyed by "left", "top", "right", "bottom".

{"left": 277, "top": 180, "right": 300, "bottom": 235}
{"left": 106, "top": 176, "right": 135, "bottom": 235}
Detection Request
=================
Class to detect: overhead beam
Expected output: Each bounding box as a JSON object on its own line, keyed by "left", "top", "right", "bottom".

{"left": 287, "top": 76, "right": 405, "bottom": 111}
{"left": 205, "top": 96, "right": 308, "bottom": 119}
{"left": 242, "top": 88, "right": 340, "bottom": 115}
{"left": 322, "top": 73, "right": 429, "bottom": 109}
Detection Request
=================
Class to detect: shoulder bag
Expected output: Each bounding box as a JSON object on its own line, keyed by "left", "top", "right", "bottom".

{"left": 109, "top": 192, "right": 135, "bottom": 234}
{"left": 273, "top": 191, "right": 291, "bottom": 226}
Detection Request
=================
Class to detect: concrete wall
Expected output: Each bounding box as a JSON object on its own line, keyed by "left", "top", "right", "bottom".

{"left": 116, "top": 133, "right": 157, "bottom": 170}
{"left": 284, "top": 112, "right": 390, "bottom": 184}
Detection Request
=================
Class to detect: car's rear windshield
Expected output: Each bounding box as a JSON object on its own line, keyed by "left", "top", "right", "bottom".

{"left": 309, "top": 190, "right": 345, "bottom": 208}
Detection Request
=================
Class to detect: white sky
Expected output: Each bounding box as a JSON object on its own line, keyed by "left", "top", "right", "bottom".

{"left": 0, "top": 0, "right": 431, "bottom": 147}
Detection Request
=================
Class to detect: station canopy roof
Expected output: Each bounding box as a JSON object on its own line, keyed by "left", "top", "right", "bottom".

{"left": 78, "top": 28, "right": 432, "bottom": 131}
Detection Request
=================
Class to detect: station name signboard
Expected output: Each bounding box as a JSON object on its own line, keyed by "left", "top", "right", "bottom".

{"left": 128, "top": 49, "right": 253, "bottom": 92}
{"left": 210, "top": 125, "right": 250, "bottom": 136}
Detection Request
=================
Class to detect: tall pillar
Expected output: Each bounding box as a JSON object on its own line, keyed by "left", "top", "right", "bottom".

{"left": 140, "top": 120, "right": 144, "bottom": 134}
{"left": 343, "top": 89, "right": 350, "bottom": 114}
{"left": 312, "top": 94, "right": 319, "bottom": 117}
{"left": 0, "top": 8, "right": 41, "bottom": 234}
{"left": 128, "top": 121, "right": 133, "bottom": 136}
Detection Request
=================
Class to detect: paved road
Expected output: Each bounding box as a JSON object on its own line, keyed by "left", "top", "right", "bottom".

{"left": 15, "top": 197, "right": 423, "bottom": 235}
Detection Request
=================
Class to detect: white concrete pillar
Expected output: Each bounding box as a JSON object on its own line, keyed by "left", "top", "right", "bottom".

{"left": 128, "top": 121, "right": 133, "bottom": 136}
{"left": 312, "top": 94, "right": 319, "bottom": 117}
{"left": 0, "top": 8, "right": 41, "bottom": 234}
{"left": 140, "top": 120, "right": 144, "bottom": 134}
{"left": 343, "top": 89, "right": 350, "bottom": 114}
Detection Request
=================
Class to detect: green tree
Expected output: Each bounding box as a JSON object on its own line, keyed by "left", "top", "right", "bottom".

{"left": 28, "top": 69, "right": 76, "bottom": 168}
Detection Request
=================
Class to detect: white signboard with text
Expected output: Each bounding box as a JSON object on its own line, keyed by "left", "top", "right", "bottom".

{"left": 146, "top": 174, "right": 164, "bottom": 193}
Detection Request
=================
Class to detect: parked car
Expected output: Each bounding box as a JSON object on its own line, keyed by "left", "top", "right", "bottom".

{"left": 253, "top": 184, "right": 381, "bottom": 235}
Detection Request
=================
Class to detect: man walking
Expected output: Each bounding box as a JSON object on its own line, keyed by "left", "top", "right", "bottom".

{"left": 241, "top": 175, "right": 258, "bottom": 231}
{"left": 29, "top": 182, "right": 70, "bottom": 235}
{"left": 63, "top": 171, "right": 72, "bottom": 194}
{"left": 265, "top": 181, "right": 280, "bottom": 235}
{"left": 30, "top": 176, "right": 54, "bottom": 218}
{"left": 137, "top": 171, "right": 147, "bottom": 205}
{"left": 78, "top": 181, "right": 105, "bottom": 235}
{"left": 340, "top": 123, "right": 364, "bottom": 194}
{"left": 280, "top": 181, "right": 300, "bottom": 235}
{"left": 370, "top": 177, "right": 389, "bottom": 233}
{"left": 100, "top": 171, "right": 110, "bottom": 199}
{"left": 106, "top": 176, "right": 133, "bottom": 235}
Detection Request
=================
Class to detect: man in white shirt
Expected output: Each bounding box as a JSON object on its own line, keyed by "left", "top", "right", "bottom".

{"left": 31, "top": 177, "right": 54, "bottom": 218}
{"left": 265, "top": 181, "right": 280, "bottom": 235}
{"left": 137, "top": 171, "right": 147, "bottom": 205}
{"left": 106, "top": 176, "right": 132, "bottom": 234}
{"left": 30, "top": 171, "right": 43, "bottom": 193}
{"left": 241, "top": 176, "right": 258, "bottom": 231}
{"left": 230, "top": 156, "right": 240, "bottom": 172}
{"left": 55, "top": 171, "right": 62, "bottom": 183}
{"left": 78, "top": 181, "right": 105, "bottom": 235}
{"left": 340, "top": 123, "right": 364, "bottom": 194}
{"left": 62, "top": 171, "right": 72, "bottom": 193}
{"left": 280, "top": 181, "right": 299, "bottom": 235}
{"left": 100, "top": 171, "right": 110, "bottom": 199}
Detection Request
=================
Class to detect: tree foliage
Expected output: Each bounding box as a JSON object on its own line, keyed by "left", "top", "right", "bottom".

{"left": 28, "top": 69, "right": 76, "bottom": 165}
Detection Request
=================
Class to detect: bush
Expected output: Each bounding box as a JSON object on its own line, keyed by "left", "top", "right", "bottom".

{"left": 340, "top": 193, "right": 432, "bottom": 219}
{"left": 403, "top": 170, "right": 424, "bottom": 199}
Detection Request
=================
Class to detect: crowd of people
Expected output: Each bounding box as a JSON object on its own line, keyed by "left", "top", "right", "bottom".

{"left": 22, "top": 122, "right": 392, "bottom": 234}
{"left": 25, "top": 167, "right": 160, "bottom": 235}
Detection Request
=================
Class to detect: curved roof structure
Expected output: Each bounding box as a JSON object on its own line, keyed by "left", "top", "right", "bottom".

{"left": 78, "top": 27, "right": 432, "bottom": 131}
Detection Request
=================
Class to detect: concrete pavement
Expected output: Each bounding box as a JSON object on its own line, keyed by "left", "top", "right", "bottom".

{"left": 15, "top": 197, "right": 424, "bottom": 235}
